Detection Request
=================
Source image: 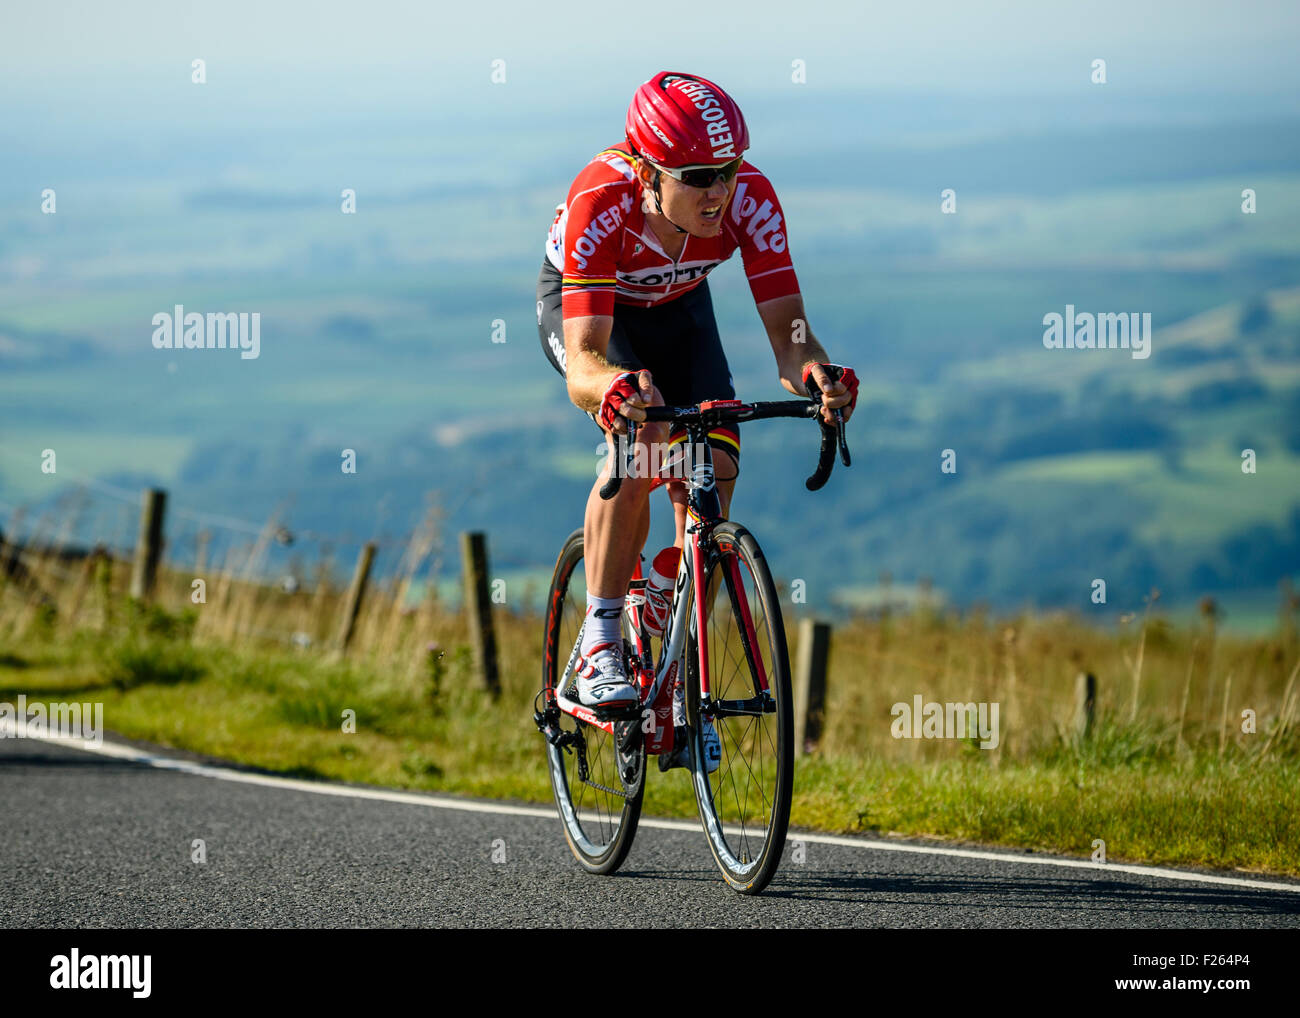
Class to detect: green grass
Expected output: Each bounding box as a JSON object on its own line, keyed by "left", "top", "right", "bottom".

{"left": 792, "top": 754, "right": 1300, "bottom": 876}
{"left": 2, "top": 596, "right": 1297, "bottom": 879}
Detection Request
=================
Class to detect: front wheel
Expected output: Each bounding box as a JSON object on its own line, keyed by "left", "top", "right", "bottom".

{"left": 685, "top": 522, "right": 794, "bottom": 894}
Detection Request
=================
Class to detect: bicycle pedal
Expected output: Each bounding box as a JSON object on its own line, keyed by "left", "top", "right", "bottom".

{"left": 614, "top": 719, "right": 644, "bottom": 791}
{"left": 614, "top": 717, "right": 643, "bottom": 753}
{"left": 592, "top": 701, "right": 642, "bottom": 723}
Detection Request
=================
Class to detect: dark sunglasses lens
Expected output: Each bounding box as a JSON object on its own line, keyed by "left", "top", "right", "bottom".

{"left": 679, "top": 168, "right": 718, "bottom": 187}
{"left": 680, "top": 159, "right": 740, "bottom": 188}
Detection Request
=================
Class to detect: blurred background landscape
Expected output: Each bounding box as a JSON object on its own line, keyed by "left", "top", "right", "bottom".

{"left": 3, "top": 0, "right": 1299, "bottom": 630}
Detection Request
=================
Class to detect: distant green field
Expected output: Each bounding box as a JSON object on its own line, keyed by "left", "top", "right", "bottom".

{"left": 998, "top": 451, "right": 1163, "bottom": 484}
{"left": 3, "top": 120, "right": 1298, "bottom": 620}
{"left": 995, "top": 444, "right": 1300, "bottom": 544}
{"left": 0, "top": 432, "right": 194, "bottom": 500}
{"left": 1132, "top": 446, "right": 1300, "bottom": 544}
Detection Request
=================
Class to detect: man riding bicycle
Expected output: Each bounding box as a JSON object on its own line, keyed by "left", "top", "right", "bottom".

{"left": 536, "top": 70, "right": 859, "bottom": 715}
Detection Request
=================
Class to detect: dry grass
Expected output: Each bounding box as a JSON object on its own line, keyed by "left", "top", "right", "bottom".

{"left": 2, "top": 523, "right": 1299, "bottom": 875}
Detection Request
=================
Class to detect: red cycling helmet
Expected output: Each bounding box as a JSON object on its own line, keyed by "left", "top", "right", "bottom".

{"left": 625, "top": 71, "right": 749, "bottom": 168}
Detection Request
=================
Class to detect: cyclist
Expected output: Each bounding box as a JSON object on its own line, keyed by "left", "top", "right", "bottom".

{"left": 536, "top": 70, "right": 858, "bottom": 717}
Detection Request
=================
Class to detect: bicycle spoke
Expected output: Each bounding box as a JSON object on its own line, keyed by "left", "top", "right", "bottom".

{"left": 720, "top": 714, "right": 771, "bottom": 816}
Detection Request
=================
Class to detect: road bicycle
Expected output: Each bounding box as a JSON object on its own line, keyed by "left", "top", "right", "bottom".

{"left": 534, "top": 389, "right": 851, "bottom": 894}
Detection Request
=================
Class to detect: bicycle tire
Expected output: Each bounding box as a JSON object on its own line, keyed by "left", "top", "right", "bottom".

{"left": 542, "top": 528, "right": 644, "bottom": 875}
{"left": 685, "top": 522, "right": 793, "bottom": 894}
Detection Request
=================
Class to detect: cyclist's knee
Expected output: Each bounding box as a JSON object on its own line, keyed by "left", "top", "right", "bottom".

{"left": 714, "top": 451, "right": 738, "bottom": 517}
{"left": 639, "top": 419, "right": 669, "bottom": 447}
{"left": 715, "top": 449, "right": 739, "bottom": 483}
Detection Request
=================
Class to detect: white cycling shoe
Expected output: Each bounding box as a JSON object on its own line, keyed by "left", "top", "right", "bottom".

{"left": 574, "top": 642, "right": 638, "bottom": 709}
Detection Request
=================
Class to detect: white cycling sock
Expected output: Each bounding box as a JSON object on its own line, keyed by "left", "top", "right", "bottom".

{"left": 581, "top": 594, "right": 624, "bottom": 655}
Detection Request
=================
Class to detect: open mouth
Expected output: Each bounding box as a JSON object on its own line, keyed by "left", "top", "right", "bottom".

{"left": 701, "top": 203, "right": 723, "bottom": 223}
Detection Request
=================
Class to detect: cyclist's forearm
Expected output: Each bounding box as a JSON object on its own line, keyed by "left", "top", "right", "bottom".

{"left": 758, "top": 293, "right": 836, "bottom": 394}
{"left": 568, "top": 352, "right": 631, "bottom": 412}
{"left": 563, "top": 317, "right": 623, "bottom": 413}
{"left": 778, "top": 336, "right": 833, "bottom": 395}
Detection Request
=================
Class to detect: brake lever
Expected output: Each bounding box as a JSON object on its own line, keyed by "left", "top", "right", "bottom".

{"left": 597, "top": 418, "right": 639, "bottom": 500}
{"left": 623, "top": 419, "right": 638, "bottom": 474}
{"left": 812, "top": 395, "right": 852, "bottom": 464}
{"left": 833, "top": 408, "right": 851, "bottom": 467}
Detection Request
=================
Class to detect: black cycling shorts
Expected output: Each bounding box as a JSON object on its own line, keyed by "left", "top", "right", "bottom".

{"left": 536, "top": 258, "right": 740, "bottom": 465}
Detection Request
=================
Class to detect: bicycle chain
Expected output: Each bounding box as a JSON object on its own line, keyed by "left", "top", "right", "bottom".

{"left": 571, "top": 722, "right": 641, "bottom": 799}
{"left": 574, "top": 736, "right": 630, "bottom": 799}
{"left": 579, "top": 775, "right": 631, "bottom": 798}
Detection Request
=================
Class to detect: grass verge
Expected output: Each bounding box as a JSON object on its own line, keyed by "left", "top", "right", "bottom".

{"left": 1, "top": 604, "right": 1297, "bottom": 879}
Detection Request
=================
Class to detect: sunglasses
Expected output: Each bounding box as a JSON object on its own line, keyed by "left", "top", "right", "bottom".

{"left": 653, "top": 157, "right": 743, "bottom": 189}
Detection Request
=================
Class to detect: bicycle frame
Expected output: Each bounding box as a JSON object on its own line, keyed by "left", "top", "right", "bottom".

{"left": 540, "top": 390, "right": 846, "bottom": 891}
{"left": 551, "top": 420, "right": 771, "bottom": 740}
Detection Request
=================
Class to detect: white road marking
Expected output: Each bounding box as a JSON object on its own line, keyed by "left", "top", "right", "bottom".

{"left": 5, "top": 720, "right": 1299, "bottom": 896}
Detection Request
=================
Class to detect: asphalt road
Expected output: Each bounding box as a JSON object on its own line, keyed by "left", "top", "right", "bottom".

{"left": 3, "top": 733, "right": 1298, "bottom": 929}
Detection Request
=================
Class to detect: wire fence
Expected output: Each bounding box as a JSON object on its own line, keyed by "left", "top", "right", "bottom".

{"left": 3, "top": 468, "right": 1298, "bottom": 757}
{"left": 0, "top": 470, "right": 552, "bottom": 680}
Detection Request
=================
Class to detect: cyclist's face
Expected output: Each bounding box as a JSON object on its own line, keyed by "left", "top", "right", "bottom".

{"left": 657, "top": 171, "right": 736, "bottom": 238}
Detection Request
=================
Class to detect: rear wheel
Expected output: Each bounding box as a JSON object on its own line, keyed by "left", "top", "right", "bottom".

{"left": 541, "top": 529, "right": 644, "bottom": 875}
{"left": 686, "top": 522, "right": 793, "bottom": 894}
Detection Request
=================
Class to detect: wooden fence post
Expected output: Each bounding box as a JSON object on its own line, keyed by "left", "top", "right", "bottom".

{"left": 793, "top": 619, "right": 831, "bottom": 755}
{"left": 334, "top": 541, "right": 376, "bottom": 656}
{"left": 129, "top": 488, "right": 167, "bottom": 602}
{"left": 1074, "top": 671, "right": 1096, "bottom": 740}
{"left": 460, "top": 531, "right": 499, "bottom": 696}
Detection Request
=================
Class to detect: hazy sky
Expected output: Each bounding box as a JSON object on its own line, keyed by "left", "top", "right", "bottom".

{"left": 4, "top": 0, "right": 1299, "bottom": 106}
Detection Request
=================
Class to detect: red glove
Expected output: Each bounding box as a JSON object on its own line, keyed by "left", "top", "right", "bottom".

{"left": 598, "top": 371, "right": 641, "bottom": 432}
{"left": 801, "top": 362, "right": 859, "bottom": 411}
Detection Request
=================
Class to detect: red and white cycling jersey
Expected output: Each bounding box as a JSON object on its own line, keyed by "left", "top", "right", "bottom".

{"left": 545, "top": 144, "right": 801, "bottom": 319}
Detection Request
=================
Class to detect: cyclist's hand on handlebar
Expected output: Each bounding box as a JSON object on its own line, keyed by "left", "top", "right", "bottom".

{"left": 598, "top": 369, "right": 662, "bottom": 435}
{"left": 801, "top": 363, "right": 859, "bottom": 425}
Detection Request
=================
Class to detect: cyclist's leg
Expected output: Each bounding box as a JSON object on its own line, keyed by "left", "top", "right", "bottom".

{"left": 713, "top": 449, "right": 738, "bottom": 518}
{"left": 583, "top": 417, "right": 665, "bottom": 598}
{"left": 537, "top": 258, "right": 664, "bottom": 601}
{"left": 679, "top": 279, "right": 741, "bottom": 517}
{"left": 665, "top": 483, "right": 688, "bottom": 550}
{"left": 536, "top": 258, "right": 570, "bottom": 375}
{"left": 671, "top": 283, "right": 739, "bottom": 627}
{"left": 608, "top": 281, "right": 742, "bottom": 543}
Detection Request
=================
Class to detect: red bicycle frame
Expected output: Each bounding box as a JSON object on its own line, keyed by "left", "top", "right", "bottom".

{"left": 551, "top": 398, "right": 793, "bottom": 743}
